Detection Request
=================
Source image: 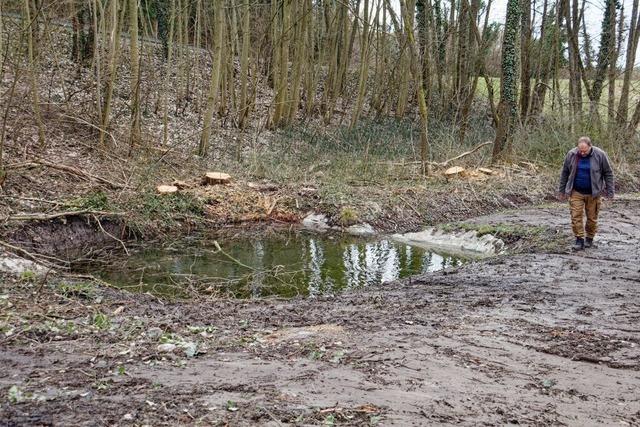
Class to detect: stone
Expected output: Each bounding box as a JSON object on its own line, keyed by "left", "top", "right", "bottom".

{"left": 346, "top": 223, "right": 375, "bottom": 236}
{"left": 0, "top": 252, "right": 48, "bottom": 277}
{"left": 391, "top": 227, "right": 504, "bottom": 257}
{"left": 146, "top": 327, "right": 163, "bottom": 339}
{"left": 157, "top": 343, "right": 177, "bottom": 353}
{"left": 302, "top": 213, "right": 330, "bottom": 232}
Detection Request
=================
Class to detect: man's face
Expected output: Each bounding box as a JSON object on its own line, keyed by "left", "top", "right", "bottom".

{"left": 578, "top": 142, "right": 591, "bottom": 157}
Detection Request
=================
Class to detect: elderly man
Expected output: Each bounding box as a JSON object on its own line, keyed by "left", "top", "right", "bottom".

{"left": 558, "top": 136, "right": 615, "bottom": 250}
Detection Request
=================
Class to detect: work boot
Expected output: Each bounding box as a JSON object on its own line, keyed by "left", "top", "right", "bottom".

{"left": 585, "top": 237, "right": 594, "bottom": 248}
{"left": 573, "top": 237, "right": 585, "bottom": 251}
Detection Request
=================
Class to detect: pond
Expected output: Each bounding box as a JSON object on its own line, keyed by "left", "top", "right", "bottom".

{"left": 99, "top": 233, "right": 465, "bottom": 298}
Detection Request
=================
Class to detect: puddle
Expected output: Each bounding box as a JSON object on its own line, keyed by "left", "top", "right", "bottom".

{"left": 98, "top": 233, "right": 465, "bottom": 298}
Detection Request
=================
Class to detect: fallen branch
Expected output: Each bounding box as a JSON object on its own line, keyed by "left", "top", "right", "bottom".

{"left": 92, "top": 214, "right": 129, "bottom": 256}
{"left": 438, "top": 141, "right": 493, "bottom": 167}
{"left": 59, "top": 113, "right": 118, "bottom": 148}
{"left": 212, "top": 240, "right": 256, "bottom": 271}
{"left": 5, "top": 159, "right": 128, "bottom": 189}
{"left": 5, "top": 210, "right": 124, "bottom": 222}
{"left": 0, "top": 239, "right": 68, "bottom": 270}
{"left": 379, "top": 141, "right": 494, "bottom": 168}
{"left": 398, "top": 195, "right": 422, "bottom": 218}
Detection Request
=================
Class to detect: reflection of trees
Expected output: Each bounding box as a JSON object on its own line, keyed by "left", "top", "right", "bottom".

{"left": 250, "top": 241, "right": 265, "bottom": 298}
{"left": 307, "top": 239, "right": 324, "bottom": 297}
{"left": 110, "top": 237, "right": 464, "bottom": 298}
{"left": 343, "top": 244, "right": 362, "bottom": 290}
{"left": 380, "top": 241, "right": 399, "bottom": 283}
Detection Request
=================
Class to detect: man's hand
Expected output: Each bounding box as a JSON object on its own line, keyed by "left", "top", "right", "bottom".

{"left": 604, "top": 192, "right": 614, "bottom": 200}
{"left": 556, "top": 192, "right": 568, "bottom": 202}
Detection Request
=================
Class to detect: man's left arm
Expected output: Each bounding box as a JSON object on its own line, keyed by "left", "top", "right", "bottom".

{"left": 601, "top": 152, "right": 615, "bottom": 198}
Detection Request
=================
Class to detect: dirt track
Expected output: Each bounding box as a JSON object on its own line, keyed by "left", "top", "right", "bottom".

{"left": 1, "top": 198, "right": 639, "bottom": 426}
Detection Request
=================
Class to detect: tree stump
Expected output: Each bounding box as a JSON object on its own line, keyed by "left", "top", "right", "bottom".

{"left": 444, "top": 166, "right": 466, "bottom": 177}
{"left": 202, "top": 172, "right": 231, "bottom": 185}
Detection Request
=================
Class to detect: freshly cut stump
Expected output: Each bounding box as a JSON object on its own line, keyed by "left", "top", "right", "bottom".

{"left": 157, "top": 185, "right": 179, "bottom": 194}
{"left": 202, "top": 172, "right": 231, "bottom": 185}
{"left": 444, "top": 166, "right": 466, "bottom": 177}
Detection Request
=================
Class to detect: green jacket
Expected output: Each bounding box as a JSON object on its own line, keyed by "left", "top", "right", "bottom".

{"left": 558, "top": 146, "right": 615, "bottom": 197}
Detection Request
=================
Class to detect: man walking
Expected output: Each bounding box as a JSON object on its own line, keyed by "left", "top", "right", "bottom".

{"left": 558, "top": 136, "right": 615, "bottom": 250}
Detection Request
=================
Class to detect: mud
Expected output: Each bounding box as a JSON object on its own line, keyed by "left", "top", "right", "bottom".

{"left": 6, "top": 216, "right": 129, "bottom": 263}
{"left": 1, "top": 198, "right": 640, "bottom": 426}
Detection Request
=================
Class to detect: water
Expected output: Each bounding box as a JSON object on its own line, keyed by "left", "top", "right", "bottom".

{"left": 99, "top": 234, "right": 464, "bottom": 298}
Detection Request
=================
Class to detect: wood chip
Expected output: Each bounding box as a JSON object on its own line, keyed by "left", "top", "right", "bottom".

{"left": 157, "top": 185, "right": 178, "bottom": 194}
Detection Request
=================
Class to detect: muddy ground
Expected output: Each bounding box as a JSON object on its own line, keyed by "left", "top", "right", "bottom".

{"left": 1, "top": 197, "right": 640, "bottom": 426}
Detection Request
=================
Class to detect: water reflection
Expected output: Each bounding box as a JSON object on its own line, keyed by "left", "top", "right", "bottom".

{"left": 100, "top": 234, "right": 464, "bottom": 298}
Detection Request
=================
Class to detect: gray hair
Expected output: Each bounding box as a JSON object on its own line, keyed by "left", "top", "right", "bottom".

{"left": 577, "top": 136, "right": 592, "bottom": 146}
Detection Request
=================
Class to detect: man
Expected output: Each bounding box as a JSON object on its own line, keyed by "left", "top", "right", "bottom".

{"left": 558, "top": 136, "right": 615, "bottom": 251}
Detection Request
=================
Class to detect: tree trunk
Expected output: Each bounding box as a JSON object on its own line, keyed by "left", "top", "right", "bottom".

{"left": 99, "top": 0, "right": 124, "bottom": 147}
{"left": 608, "top": 4, "right": 624, "bottom": 125}
{"left": 492, "top": 0, "right": 520, "bottom": 163}
{"left": 589, "top": 0, "right": 616, "bottom": 120}
{"left": 519, "top": 0, "right": 532, "bottom": 120}
{"left": 399, "top": 0, "right": 431, "bottom": 175}
{"left": 617, "top": 0, "right": 640, "bottom": 125}
{"left": 238, "top": 0, "right": 250, "bottom": 128}
{"left": 351, "top": 0, "right": 371, "bottom": 127}
{"left": 24, "top": 0, "right": 46, "bottom": 148}
{"left": 199, "top": 0, "right": 225, "bottom": 156}
{"left": 129, "top": 0, "right": 141, "bottom": 150}
{"left": 161, "top": 0, "right": 175, "bottom": 145}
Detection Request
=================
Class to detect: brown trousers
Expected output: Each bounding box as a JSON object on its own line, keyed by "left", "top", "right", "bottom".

{"left": 570, "top": 191, "right": 601, "bottom": 238}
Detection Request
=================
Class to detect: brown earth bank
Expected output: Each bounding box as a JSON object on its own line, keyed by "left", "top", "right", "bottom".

{"left": 1, "top": 196, "right": 640, "bottom": 426}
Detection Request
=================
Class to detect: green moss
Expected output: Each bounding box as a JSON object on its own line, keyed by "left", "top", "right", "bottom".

{"left": 134, "top": 191, "right": 204, "bottom": 221}
{"left": 338, "top": 206, "right": 359, "bottom": 225}
{"left": 65, "top": 191, "right": 110, "bottom": 210}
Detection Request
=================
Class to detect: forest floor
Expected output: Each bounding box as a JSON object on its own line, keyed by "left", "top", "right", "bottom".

{"left": 1, "top": 195, "right": 639, "bottom": 426}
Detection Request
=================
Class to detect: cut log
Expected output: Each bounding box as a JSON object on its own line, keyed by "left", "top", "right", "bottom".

{"left": 172, "top": 180, "right": 190, "bottom": 189}
{"left": 444, "top": 166, "right": 466, "bottom": 176}
{"left": 157, "top": 185, "right": 178, "bottom": 194}
{"left": 478, "top": 167, "right": 495, "bottom": 175}
{"left": 202, "top": 172, "right": 231, "bottom": 185}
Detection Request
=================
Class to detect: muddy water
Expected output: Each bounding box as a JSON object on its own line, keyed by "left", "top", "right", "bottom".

{"left": 99, "top": 234, "right": 463, "bottom": 298}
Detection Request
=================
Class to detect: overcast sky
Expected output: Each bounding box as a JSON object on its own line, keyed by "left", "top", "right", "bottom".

{"left": 488, "top": 0, "right": 610, "bottom": 37}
